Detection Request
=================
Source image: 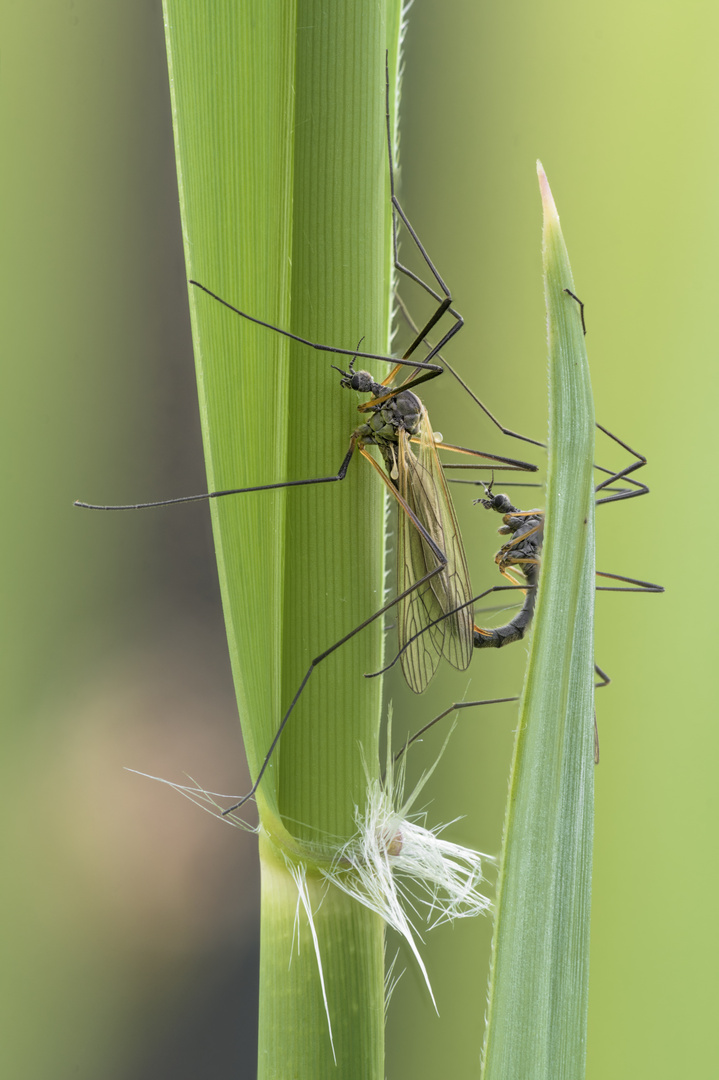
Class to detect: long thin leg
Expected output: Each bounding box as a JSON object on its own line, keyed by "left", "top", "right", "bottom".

{"left": 405, "top": 431, "right": 538, "bottom": 473}
{"left": 222, "top": 443, "right": 473, "bottom": 814}
{"left": 562, "top": 290, "right": 651, "bottom": 506}
{"left": 390, "top": 270, "right": 544, "bottom": 450}
{"left": 384, "top": 56, "right": 457, "bottom": 324}
{"left": 592, "top": 666, "right": 612, "bottom": 764}
{"left": 366, "top": 582, "right": 527, "bottom": 680}
{"left": 380, "top": 52, "right": 546, "bottom": 453}
{"left": 564, "top": 289, "right": 587, "bottom": 333}
{"left": 78, "top": 391, "right": 467, "bottom": 806}
{"left": 221, "top": 554, "right": 452, "bottom": 814}
{"left": 391, "top": 697, "right": 519, "bottom": 766}
{"left": 190, "top": 267, "right": 459, "bottom": 428}
{"left": 444, "top": 423, "right": 651, "bottom": 507}
{"left": 186, "top": 65, "right": 541, "bottom": 472}
{"left": 81, "top": 428, "right": 470, "bottom": 794}
{"left": 595, "top": 664, "right": 610, "bottom": 688}
{"left": 75, "top": 442, "right": 359, "bottom": 511}
{"left": 594, "top": 423, "right": 649, "bottom": 505}
{"left": 410, "top": 283, "right": 651, "bottom": 498}
{"left": 76, "top": 412, "right": 543, "bottom": 511}
{"left": 391, "top": 661, "right": 611, "bottom": 770}
{"left": 595, "top": 570, "right": 664, "bottom": 593}
{"left": 189, "top": 279, "right": 445, "bottom": 376}
{"left": 444, "top": 475, "right": 544, "bottom": 489}
{"left": 189, "top": 98, "right": 458, "bottom": 392}
{"left": 366, "top": 565, "right": 662, "bottom": 680}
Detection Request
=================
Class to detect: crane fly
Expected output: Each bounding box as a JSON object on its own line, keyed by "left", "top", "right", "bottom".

{"left": 472, "top": 489, "right": 543, "bottom": 649}
{"left": 390, "top": 481, "right": 663, "bottom": 765}
{"left": 333, "top": 358, "right": 477, "bottom": 693}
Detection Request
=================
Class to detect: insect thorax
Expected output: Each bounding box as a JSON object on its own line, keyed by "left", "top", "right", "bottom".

{"left": 353, "top": 387, "right": 422, "bottom": 485}
{"left": 357, "top": 388, "right": 422, "bottom": 444}
{"left": 496, "top": 512, "right": 544, "bottom": 570}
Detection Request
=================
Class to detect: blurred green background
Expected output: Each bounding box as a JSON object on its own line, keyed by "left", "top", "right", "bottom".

{"left": 1, "top": 2, "right": 713, "bottom": 1078}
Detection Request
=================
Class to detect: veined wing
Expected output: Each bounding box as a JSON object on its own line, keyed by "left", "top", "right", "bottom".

{"left": 413, "top": 407, "right": 474, "bottom": 670}
{"left": 396, "top": 430, "right": 444, "bottom": 693}
{"left": 396, "top": 409, "right": 474, "bottom": 694}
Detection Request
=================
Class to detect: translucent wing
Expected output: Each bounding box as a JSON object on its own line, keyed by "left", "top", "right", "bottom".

{"left": 396, "top": 436, "right": 444, "bottom": 693}
{"left": 396, "top": 408, "right": 474, "bottom": 694}
{"left": 414, "top": 408, "right": 474, "bottom": 671}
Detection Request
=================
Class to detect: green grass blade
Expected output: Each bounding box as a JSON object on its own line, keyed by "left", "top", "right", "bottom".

{"left": 162, "top": 1, "right": 298, "bottom": 823}
{"left": 481, "top": 164, "right": 596, "bottom": 1080}
{"left": 162, "top": 1, "right": 400, "bottom": 832}
{"left": 163, "top": 4, "right": 402, "bottom": 1075}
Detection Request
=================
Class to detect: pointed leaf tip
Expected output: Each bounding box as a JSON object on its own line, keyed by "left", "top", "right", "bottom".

{"left": 537, "top": 161, "right": 560, "bottom": 230}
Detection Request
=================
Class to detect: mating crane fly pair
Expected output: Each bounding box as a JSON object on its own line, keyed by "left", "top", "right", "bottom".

{"left": 375, "top": 288, "right": 664, "bottom": 769}
{"left": 76, "top": 72, "right": 660, "bottom": 808}
{"left": 76, "top": 276, "right": 661, "bottom": 808}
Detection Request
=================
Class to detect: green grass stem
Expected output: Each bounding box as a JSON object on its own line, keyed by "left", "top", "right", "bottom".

{"left": 481, "top": 164, "right": 596, "bottom": 1080}
{"left": 162, "top": 3, "right": 402, "bottom": 1075}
